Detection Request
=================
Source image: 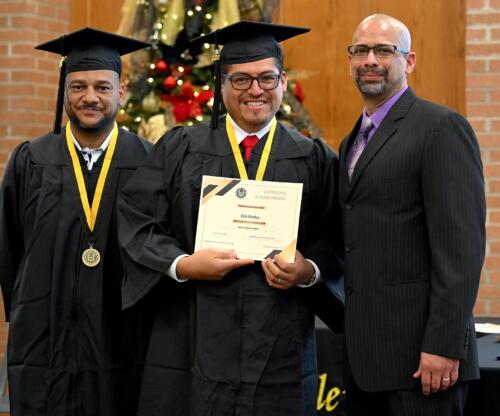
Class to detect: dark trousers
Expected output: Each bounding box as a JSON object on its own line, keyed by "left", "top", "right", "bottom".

{"left": 344, "top": 367, "right": 468, "bottom": 416}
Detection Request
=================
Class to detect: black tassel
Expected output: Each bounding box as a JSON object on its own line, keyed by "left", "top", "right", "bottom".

{"left": 210, "top": 58, "right": 221, "bottom": 129}
{"left": 210, "top": 29, "right": 221, "bottom": 130}
{"left": 53, "top": 59, "right": 66, "bottom": 134}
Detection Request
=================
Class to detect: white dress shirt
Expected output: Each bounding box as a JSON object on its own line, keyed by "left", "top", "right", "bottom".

{"left": 71, "top": 128, "right": 113, "bottom": 171}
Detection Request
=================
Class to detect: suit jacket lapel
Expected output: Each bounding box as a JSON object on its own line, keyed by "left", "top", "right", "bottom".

{"left": 347, "top": 88, "right": 418, "bottom": 196}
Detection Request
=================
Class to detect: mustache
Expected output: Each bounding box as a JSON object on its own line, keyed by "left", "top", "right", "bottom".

{"left": 239, "top": 93, "right": 268, "bottom": 101}
{"left": 77, "top": 104, "right": 103, "bottom": 111}
{"left": 357, "top": 67, "right": 387, "bottom": 77}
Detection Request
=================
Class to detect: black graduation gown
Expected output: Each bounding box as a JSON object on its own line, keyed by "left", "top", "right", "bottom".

{"left": 0, "top": 127, "right": 154, "bottom": 416}
{"left": 118, "top": 118, "right": 344, "bottom": 416}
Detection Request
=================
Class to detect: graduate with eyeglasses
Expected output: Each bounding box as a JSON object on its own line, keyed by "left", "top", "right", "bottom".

{"left": 0, "top": 28, "right": 155, "bottom": 416}
{"left": 118, "top": 20, "right": 344, "bottom": 416}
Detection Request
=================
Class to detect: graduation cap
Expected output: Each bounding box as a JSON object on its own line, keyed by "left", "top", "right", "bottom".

{"left": 35, "top": 27, "right": 150, "bottom": 134}
{"left": 192, "top": 21, "right": 310, "bottom": 129}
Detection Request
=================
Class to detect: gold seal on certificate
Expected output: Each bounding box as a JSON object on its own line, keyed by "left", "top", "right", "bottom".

{"left": 195, "top": 175, "right": 303, "bottom": 262}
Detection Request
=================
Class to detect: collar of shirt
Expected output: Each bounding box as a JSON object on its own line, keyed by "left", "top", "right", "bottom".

{"left": 227, "top": 114, "right": 274, "bottom": 144}
{"left": 71, "top": 128, "right": 113, "bottom": 153}
{"left": 70, "top": 127, "right": 113, "bottom": 171}
{"left": 362, "top": 86, "right": 408, "bottom": 141}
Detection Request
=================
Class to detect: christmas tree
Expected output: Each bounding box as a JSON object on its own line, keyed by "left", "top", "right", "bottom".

{"left": 117, "top": 0, "right": 321, "bottom": 142}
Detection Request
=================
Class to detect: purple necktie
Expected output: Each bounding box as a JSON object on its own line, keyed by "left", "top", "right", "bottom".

{"left": 348, "top": 118, "right": 373, "bottom": 181}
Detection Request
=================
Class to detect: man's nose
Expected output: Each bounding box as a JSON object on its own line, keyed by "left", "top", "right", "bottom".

{"left": 83, "top": 87, "right": 99, "bottom": 102}
{"left": 364, "top": 49, "right": 379, "bottom": 65}
{"left": 248, "top": 78, "right": 264, "bottom": 95}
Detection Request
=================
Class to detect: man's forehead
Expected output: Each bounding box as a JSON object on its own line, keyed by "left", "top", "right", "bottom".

{"left": 66, "top": 69, "right": 118, "bottom": 82}
{"left": 226, "top": 57, "right": 280, "bottom": 74}
{"left": 354, "top": 20, "right": 400, "bottom": 42}
{"left": 353, "top": 15, "right": 411, "bottom": 49}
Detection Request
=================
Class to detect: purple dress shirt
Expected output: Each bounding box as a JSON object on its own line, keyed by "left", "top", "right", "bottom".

{"left": 346, "top": 86, "right": 408, "bottom": 173}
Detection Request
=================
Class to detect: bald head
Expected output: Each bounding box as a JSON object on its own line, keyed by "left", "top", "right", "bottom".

{"left": 348, "top": 14, "right": 416, "bottom": 112}
{"left": 353, "top": 14, "right": 411, "bottom": 51}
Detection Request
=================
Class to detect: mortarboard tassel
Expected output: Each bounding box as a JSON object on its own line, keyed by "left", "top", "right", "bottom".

{"left": 210, "top": 56, "right": 221, "bottom": 129}
{"left": 210, "top": 29, "right": 221, "bottom": 130}
{"left": 53, "top": 59, "right": 66, "bottom": 134}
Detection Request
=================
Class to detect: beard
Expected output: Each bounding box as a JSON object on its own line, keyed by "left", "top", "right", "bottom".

{"left": 355, "top": 67, "right": 390, "bottom": 97}
{"left": 65, "top": 104, "right": 118, "bottom": 134}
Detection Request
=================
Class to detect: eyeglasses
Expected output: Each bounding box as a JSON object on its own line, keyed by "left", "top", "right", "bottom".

{"left": 347, "top": 44, "right": 409, "bottom": 58}
{"left": 223, "top": 73, "right": 282, "bottom": 90}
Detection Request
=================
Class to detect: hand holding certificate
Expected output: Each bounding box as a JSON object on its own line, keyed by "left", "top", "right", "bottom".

{"left": 195, "top": 175, "right": 303, "bottom": 263}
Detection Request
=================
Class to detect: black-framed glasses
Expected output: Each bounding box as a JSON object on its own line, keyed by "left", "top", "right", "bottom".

{"left": 347, "top": 44, "right": 409, "bottom": 58}
{"left": 223, "top": 72, "right": 282, "bottom": 90}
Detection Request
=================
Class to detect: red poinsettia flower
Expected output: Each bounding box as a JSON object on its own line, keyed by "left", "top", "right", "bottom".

{"left": 180, "top": 81, "right": 195, "bottom": 99}
{"left": 294, "top": 80, "right": 305, "bottom": 103}
{"left": 172, "top": 101, "right": 191, "bottom": 122}
{"left": 195, "top": 89, "right": 214, "bottom": 104}
{"left": 172, "top": 100, "right": 203, "bottom": 123}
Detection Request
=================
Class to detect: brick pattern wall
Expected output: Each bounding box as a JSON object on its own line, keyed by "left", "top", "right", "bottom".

{"left": 467, "top": 0, "right": 500, "bottom": 316}
{"left": 0, "top": 0, "right": 70, "bottom": 177}
{"left": 0, "top": 0, "right": 71, "bottom": 365}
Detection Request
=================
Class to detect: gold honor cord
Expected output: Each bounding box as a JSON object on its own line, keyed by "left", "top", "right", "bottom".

{"left": 65, "top": 121, "right": 119, "bottom": 267}
{"left": 226, "top": 116, "right": 277, "bottom": 181}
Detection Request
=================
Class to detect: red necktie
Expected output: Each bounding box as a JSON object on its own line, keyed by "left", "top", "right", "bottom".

{"left": 241, "top": 135, "right": 259, "bottom": 161}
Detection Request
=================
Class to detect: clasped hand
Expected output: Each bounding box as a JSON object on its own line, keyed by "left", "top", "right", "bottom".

{"left": 176, "top": 248, "right": 313, "bottom": 290}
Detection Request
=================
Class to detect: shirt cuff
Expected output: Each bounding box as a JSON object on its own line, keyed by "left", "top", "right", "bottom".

{"left": 166, "top": 254, "right": 189, "bottom": 282}
{"left": 297, "top": 259, "right": 322, "bottom": 288}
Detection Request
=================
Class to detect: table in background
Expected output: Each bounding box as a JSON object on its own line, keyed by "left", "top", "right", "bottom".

{"left": 464, "top": 334, "right": 500, "bottom": 415}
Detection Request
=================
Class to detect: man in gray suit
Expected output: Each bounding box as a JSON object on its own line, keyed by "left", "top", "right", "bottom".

{"left": 339, "top": 14, "right": 485, "bottom": 415}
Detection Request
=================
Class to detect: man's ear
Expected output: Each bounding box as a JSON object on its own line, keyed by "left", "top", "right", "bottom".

{"left": 280, "top": 71, "right": 288, "bottom": 92}
{"left": 405, "top": 52, "right": 416, "bottom": 75}
{"left": 119, "top": 82, "right": 127, "bottom": 106}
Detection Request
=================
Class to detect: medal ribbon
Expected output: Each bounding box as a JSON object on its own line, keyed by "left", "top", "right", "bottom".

{"left": 65, "top": 121, "right": 118, "bottom": 231}
{"left": 226, "top": 116, "right": 277, "bottom": 181}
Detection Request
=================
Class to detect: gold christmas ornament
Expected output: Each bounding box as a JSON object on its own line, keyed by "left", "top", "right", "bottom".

{"left": 142, "top": 91, "right": 161, "bottom": 112}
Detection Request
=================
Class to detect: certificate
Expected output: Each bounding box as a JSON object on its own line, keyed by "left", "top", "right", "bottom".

{"left": 195, "top": 175, "right": 303, "bottom": 262}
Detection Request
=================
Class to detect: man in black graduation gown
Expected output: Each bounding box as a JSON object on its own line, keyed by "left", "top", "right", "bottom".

{"left": 118, "top": 21, "right": 343, "bottom": 416}
{"left": 0, "top": 28, "right": 154, "bottom": 415}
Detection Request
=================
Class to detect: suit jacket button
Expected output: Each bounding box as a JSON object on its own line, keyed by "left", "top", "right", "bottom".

{"left": 345, "top": 246, "right": 352, "bottom": 253}
{"left": 346, "top": 203, "right": 352, "bottom": 210}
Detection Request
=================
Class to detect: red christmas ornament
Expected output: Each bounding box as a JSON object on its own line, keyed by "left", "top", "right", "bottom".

{"left": 155, "top": 59, "right": 168, "bottom": 73}
{"left": 163, "top": 76, "right": 177, "bottom": 90}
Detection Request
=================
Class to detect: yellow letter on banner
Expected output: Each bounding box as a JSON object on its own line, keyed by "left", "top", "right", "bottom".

{"left": 317, "top": 373, "right": 345, "bottom": 413}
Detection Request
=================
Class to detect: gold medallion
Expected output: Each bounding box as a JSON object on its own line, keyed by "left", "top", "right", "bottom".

{"left": 82, "top": 247, "right": 101, "bottom": 267}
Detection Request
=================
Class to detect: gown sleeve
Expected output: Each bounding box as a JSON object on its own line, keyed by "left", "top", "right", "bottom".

{"left": 0, "top": 142, "right": 30, "bottom": 320}
{"left": 118, "top": 127, "right": 190, "bottom": 309}
{"left": 301, "top": 139, "right": 345, "bottom": 333}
